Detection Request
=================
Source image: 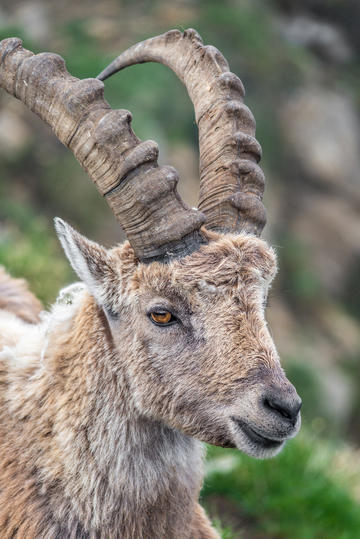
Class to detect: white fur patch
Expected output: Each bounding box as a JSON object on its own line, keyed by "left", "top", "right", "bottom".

{"left": 0, "top": 282, "right": 87, "bottom": 371}
{"left": 198, "top": 280, "right": 218, "bottom": 294}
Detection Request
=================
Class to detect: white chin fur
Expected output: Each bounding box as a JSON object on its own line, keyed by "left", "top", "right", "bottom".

{"left": 228, "top": 420, "right": 286, "bottom": 459}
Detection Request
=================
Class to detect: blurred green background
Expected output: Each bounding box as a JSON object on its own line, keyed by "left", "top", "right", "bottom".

{"left": 1, "top": 0, "right": 360, "bottom": 537}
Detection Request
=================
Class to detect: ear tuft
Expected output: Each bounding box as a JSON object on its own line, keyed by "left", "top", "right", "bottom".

{"left": 54, "top": 217, "right": 67, "bottom": 236}
{"left": 54, "top": 218, "right": 114, "bottom": 305}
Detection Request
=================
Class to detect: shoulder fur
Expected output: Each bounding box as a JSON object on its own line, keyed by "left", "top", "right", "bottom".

{"left": 0, "top": 266, "right": 43, "bottom": 323}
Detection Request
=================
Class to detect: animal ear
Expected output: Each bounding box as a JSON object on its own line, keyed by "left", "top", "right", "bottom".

{"left": 54, "top": 218, "right": 115, "bottom": 305}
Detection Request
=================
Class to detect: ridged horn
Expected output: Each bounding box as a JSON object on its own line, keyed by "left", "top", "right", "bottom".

{"left": 0, "top": 37, "right": 206, "bottom": 263}
{"left": 98, "top": 29, "right": 266, "bottom": 236}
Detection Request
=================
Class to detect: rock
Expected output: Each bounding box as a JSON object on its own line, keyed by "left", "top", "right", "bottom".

{"left": 278, "top": 15, "right": 352, "bottom": 63}
{"left": 281, "top": 88, "right": 360, "bottom": 197}
{"left": 292, "top": 192, "right": 360, "bottom": 295}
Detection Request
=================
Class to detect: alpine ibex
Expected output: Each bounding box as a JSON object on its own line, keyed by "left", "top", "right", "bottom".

{"left": 0, "top": 29, "right": 301, "bottom": 538}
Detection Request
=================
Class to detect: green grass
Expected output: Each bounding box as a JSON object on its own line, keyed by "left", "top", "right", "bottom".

{"left": 204, "top": 430, "right": 360, "bottom": 538}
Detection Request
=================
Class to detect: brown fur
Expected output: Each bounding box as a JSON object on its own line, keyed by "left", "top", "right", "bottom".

{"left": 0, "top": 229, "right": 300, "bottom": 538}
{"left": 0, "top": 266, "right": 42, "bottom": 323}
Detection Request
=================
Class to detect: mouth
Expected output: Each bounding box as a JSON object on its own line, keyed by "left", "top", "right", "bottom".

{"left": 231, "top": 417, "right": 284, "bottom": 451}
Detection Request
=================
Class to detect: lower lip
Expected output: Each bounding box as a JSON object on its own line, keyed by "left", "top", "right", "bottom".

{"left": 231, "top": 417, "right": 284, "bottom": 450}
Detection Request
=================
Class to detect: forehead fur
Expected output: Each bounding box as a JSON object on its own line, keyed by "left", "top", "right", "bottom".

{"left": 109, "top": 231, "right": 277, "bottom": 296}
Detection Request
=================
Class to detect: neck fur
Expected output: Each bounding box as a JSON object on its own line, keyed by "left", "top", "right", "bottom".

{"left": 35, "top": 288, "right": 205, "bottom": 537}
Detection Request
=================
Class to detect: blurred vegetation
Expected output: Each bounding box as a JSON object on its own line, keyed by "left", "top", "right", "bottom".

{"left": 1, "top": 0, "right": 360, "bottom": 537}
{"left": 204, "top": 430, "right": 360, "bottom": 538}
{"left": 0, "top": 195, "right": 73, "bottom": 305}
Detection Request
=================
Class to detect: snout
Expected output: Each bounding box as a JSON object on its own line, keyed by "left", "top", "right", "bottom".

{"left": 263, "top": 387, "right": 302, "bottom": 426}
{"left": 228, "top": 377, "right": 302, "bottom": 458}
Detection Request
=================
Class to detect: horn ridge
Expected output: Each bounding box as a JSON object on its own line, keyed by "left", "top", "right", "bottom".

{"left": 97, "top": 28, "right": 267, "bottom": 235}
{"left": 0, "top": 37, "right": 206, "bottom": 263}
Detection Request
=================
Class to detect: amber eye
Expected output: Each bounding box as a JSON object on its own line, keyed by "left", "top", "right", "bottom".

{"left": 149, "top": 311, "right": 176, "bottom": 326}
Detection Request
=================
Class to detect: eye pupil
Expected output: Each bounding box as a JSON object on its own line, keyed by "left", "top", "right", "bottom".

{"left": 150, "top": 311, "right": 172, "bottom": 325}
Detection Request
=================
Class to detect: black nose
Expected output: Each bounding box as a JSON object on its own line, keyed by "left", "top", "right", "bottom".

{"left": 263, "top": 391, "right": 302, "bottom": 424}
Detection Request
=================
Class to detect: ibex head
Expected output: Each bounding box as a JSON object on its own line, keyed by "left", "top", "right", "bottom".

{"left": 0, "top": 29, "right": 301, "bottom": 458}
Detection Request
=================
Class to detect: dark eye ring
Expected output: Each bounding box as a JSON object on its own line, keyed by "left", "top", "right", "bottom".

{"left": 149, "top": 310, "right": 177, "bottom": 327}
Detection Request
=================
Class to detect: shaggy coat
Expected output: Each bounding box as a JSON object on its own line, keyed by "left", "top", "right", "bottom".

{"left": 0, "top": 226, "right": 300, "bottom": 538}
{"left": 0, "top": 267, "right": 42, "bottom": 323}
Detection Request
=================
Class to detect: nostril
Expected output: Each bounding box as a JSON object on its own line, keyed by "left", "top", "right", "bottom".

{"left": 264, "top": 398, "right": 291, "bottom": 419}
{"left": 263, "top": 394, "right": 302, "bottom": 423}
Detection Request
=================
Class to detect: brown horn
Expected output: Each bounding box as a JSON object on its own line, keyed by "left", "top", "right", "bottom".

{"left": 0, "top": 37, "right": 206, "bottom": 263}
{"left": 97, "top": 29, "right": 266, "bottom": 236}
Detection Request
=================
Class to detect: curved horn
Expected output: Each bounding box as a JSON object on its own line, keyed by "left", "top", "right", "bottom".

{"left": 98, "top": 29, "right": 266, "bottom": 236}
{"left": 0, "top": 37, "right": 206, "bottom": 263}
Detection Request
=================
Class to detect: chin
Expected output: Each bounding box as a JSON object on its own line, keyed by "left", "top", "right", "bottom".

{"left": 228, "top": 417, "right": 297, "bottom": 459}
